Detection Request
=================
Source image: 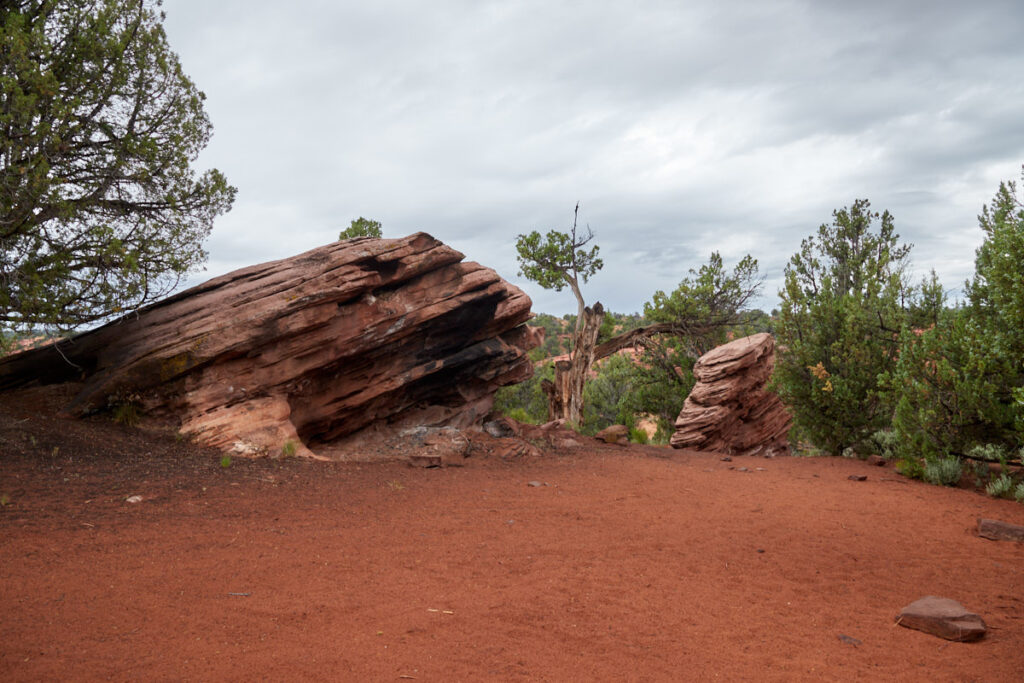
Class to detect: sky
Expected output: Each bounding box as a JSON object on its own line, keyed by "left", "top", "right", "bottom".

{"left": 162, "top": 0, "right": 1024, "bottom": 316}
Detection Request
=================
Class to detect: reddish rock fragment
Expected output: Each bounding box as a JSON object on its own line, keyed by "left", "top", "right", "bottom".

{"left": 896, "top": 596, "right": 986, "bottom": 642}
{"left": 977, "top": 518, "right": 1024, "bottom": 543}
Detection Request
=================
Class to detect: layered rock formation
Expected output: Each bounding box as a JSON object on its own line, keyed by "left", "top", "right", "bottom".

{"left": 670, "top": 333, "right": 791, "bottom": 455}
{"left": 0, "top": 233, "right": 539, "bottom": 459}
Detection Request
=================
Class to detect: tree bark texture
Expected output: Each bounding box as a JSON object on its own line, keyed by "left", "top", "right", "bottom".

{"left": 545, "top": 302, "right": 604, "bottom": 425}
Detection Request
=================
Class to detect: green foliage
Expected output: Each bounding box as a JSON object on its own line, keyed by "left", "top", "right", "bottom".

{"left": 966, "top": 443, "right": 1010, "bottom": 463}
{"left": 896, "top": 456, "right": 925, "bottom": 480}
{"left": 625, "top": 338, "right": 695, "bottom": 439}
{"left": 493, "top": 362, "right": 553, "bottom": 424}
{"left": 922, "top": 456, "right": 963, "bottom": 486}
{"left": 219, "top": 455, "right": 232, "bottom": 468}
{"left": 869, "top": 430, "right": 900, "bottom": 460}
{"left": 628, "top": 427, "right": 649, "bottom": 444}
{"left": 890, "top": 312, "right": 1016, "bottom": 460}
{"left": 528, "top": 313, "right": 572, "bottom": 359}
{"left": 582, "top": 354, "right": 638, "bottom": 435}
{"left": 1014, "top": 481, "right": 1024, "bottom": 503}
{"left": 645, "top": 252, "right": 761, "bottom": 334}
{"left": 339, "top": 217, "right": 382, "bottom": 240}
{"left": 986, "top": 473, "right": 1014, "bottom": 498}
{"left": 514, "top": 204, "right": 603, "bottom": 334}
{"left": 112, "top": 399, "right": 140, "bottom": 427}
{"left": 514, "top": 227, "right": 602, "bottom": 294}
{"left": 632, "top": 252, "right": 761, "bottom": 438}
{"left": 280, "top": 440, "right": 297, "bottom": 458}
{"left": 906, "top": 270, "right": 946, "bottom": 330}
{"left": 773, "top": 200, "right": 913, "bottom": 455}
{"left": 0, "top": 0, "right": 236, "bottom": 333}
{"left": 597, "top": 311, "right": 616, "bottom": 343}
{"left": 891, "top": 171, "right": 1024, "bottom": 461}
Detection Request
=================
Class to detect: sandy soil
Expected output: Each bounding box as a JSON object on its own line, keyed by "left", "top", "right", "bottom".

{"left": 2, "top": 388, "right": 1023, "bottom": 681}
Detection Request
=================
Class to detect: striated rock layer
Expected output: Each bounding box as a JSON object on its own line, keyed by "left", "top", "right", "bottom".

{"left": 670, "top": 333, "right": 791, "bottom": 455}
{"left": 0, "top": 233, "right": 539, "bottom": 459}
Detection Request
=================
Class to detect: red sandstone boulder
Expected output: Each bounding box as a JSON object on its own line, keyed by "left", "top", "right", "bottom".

{"left": 670, "top": 333, "right": 791, "bottom": 456}
{"left": 0, "top": 233, "right": 539, "bottom": 460}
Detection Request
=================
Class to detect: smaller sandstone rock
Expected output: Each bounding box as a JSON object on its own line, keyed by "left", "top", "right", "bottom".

{"left": 595, "top": 424, "right": 629, "bottom": 444}
{"left": 896, "top": 596, "right": 986, "bottom": 642}
{"left": 527, "top": 481, "right": 543, "bottom": 488}
{"left": 737, "top": 467, "right": 749, "bottom": 472}
{"left": 977, "top": 518, "right": 1024, "bottom": 543}
{"left": 848, "top": 475, "right": 868, "bottom": 481}
{"left": 837, "top": 634, "right": 862, "bottom": 647}
{"left": 721, "top": 456, "right": 732, "bottom": 462}
{"left": 866, "top": 455, "right": 886, "bottom": 466}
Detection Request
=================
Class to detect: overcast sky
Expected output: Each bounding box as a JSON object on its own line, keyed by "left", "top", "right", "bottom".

{"left": 162, "top": 0, "right": 1024, "bottom": 315}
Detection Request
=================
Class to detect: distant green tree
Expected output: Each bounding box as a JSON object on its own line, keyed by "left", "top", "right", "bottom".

{"left": 905, "top": 270, "right": 946, "bottom": 330}
{"left": 0, "top": 0, "right": 236, "bottom": 334}
{"left": 339, "top": 217, "right": 382, "bottom": 240}
{"left": 772, "top": 200, "right": 912, "bottom": 454}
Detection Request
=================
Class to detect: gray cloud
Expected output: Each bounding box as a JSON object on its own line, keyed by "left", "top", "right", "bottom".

{"left": 164, "top": 0, "right": 1024, "bottom": 315}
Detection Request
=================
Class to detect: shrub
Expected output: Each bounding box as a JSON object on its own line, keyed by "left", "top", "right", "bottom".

{"left": 967, "top": 443, "right": 1010, "bottom": 463}
{"left": 493, "top": 363, "right": 554, "bottom": 425}
{"left": 503, "top": 407, "right": 531, "bottom": 424}
{"left": 112, "top": 401, "right": 140, "bottom": 427}
{"left": 896, "top": 456, "right": 924, "bottom": 480}
{"left": 891, "top": 313, "right": 1018, "bottom": 461}
{"left": 870, "top": 430, "right": 900, "bottom": 460}
{"left": 1014, "top": 481, "right": 1024, "bottom": 503}
{"left": 629, "top": 427, "right": 649, "bottom": 444}
{"left": 986, "top": 474, "right": 1014, "bottom": 499}
{"left": 922, "top": 456, "right": 963, "bottom": 486}
{"left": 281, "top": 440, "right": 297, "bottom": 458}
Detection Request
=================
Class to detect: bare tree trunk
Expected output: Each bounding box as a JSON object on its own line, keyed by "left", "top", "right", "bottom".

{"left": 545, "top": 302, "right": 603, "bottom": 426}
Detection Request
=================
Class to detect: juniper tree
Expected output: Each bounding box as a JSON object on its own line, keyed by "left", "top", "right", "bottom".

{"left": 0, "top": 0, "right": 235, "bottom": 334}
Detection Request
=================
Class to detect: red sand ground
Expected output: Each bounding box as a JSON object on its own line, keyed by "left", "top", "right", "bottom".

{"left": 2, "top": 389, "right": 1023, "bottom": 681}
